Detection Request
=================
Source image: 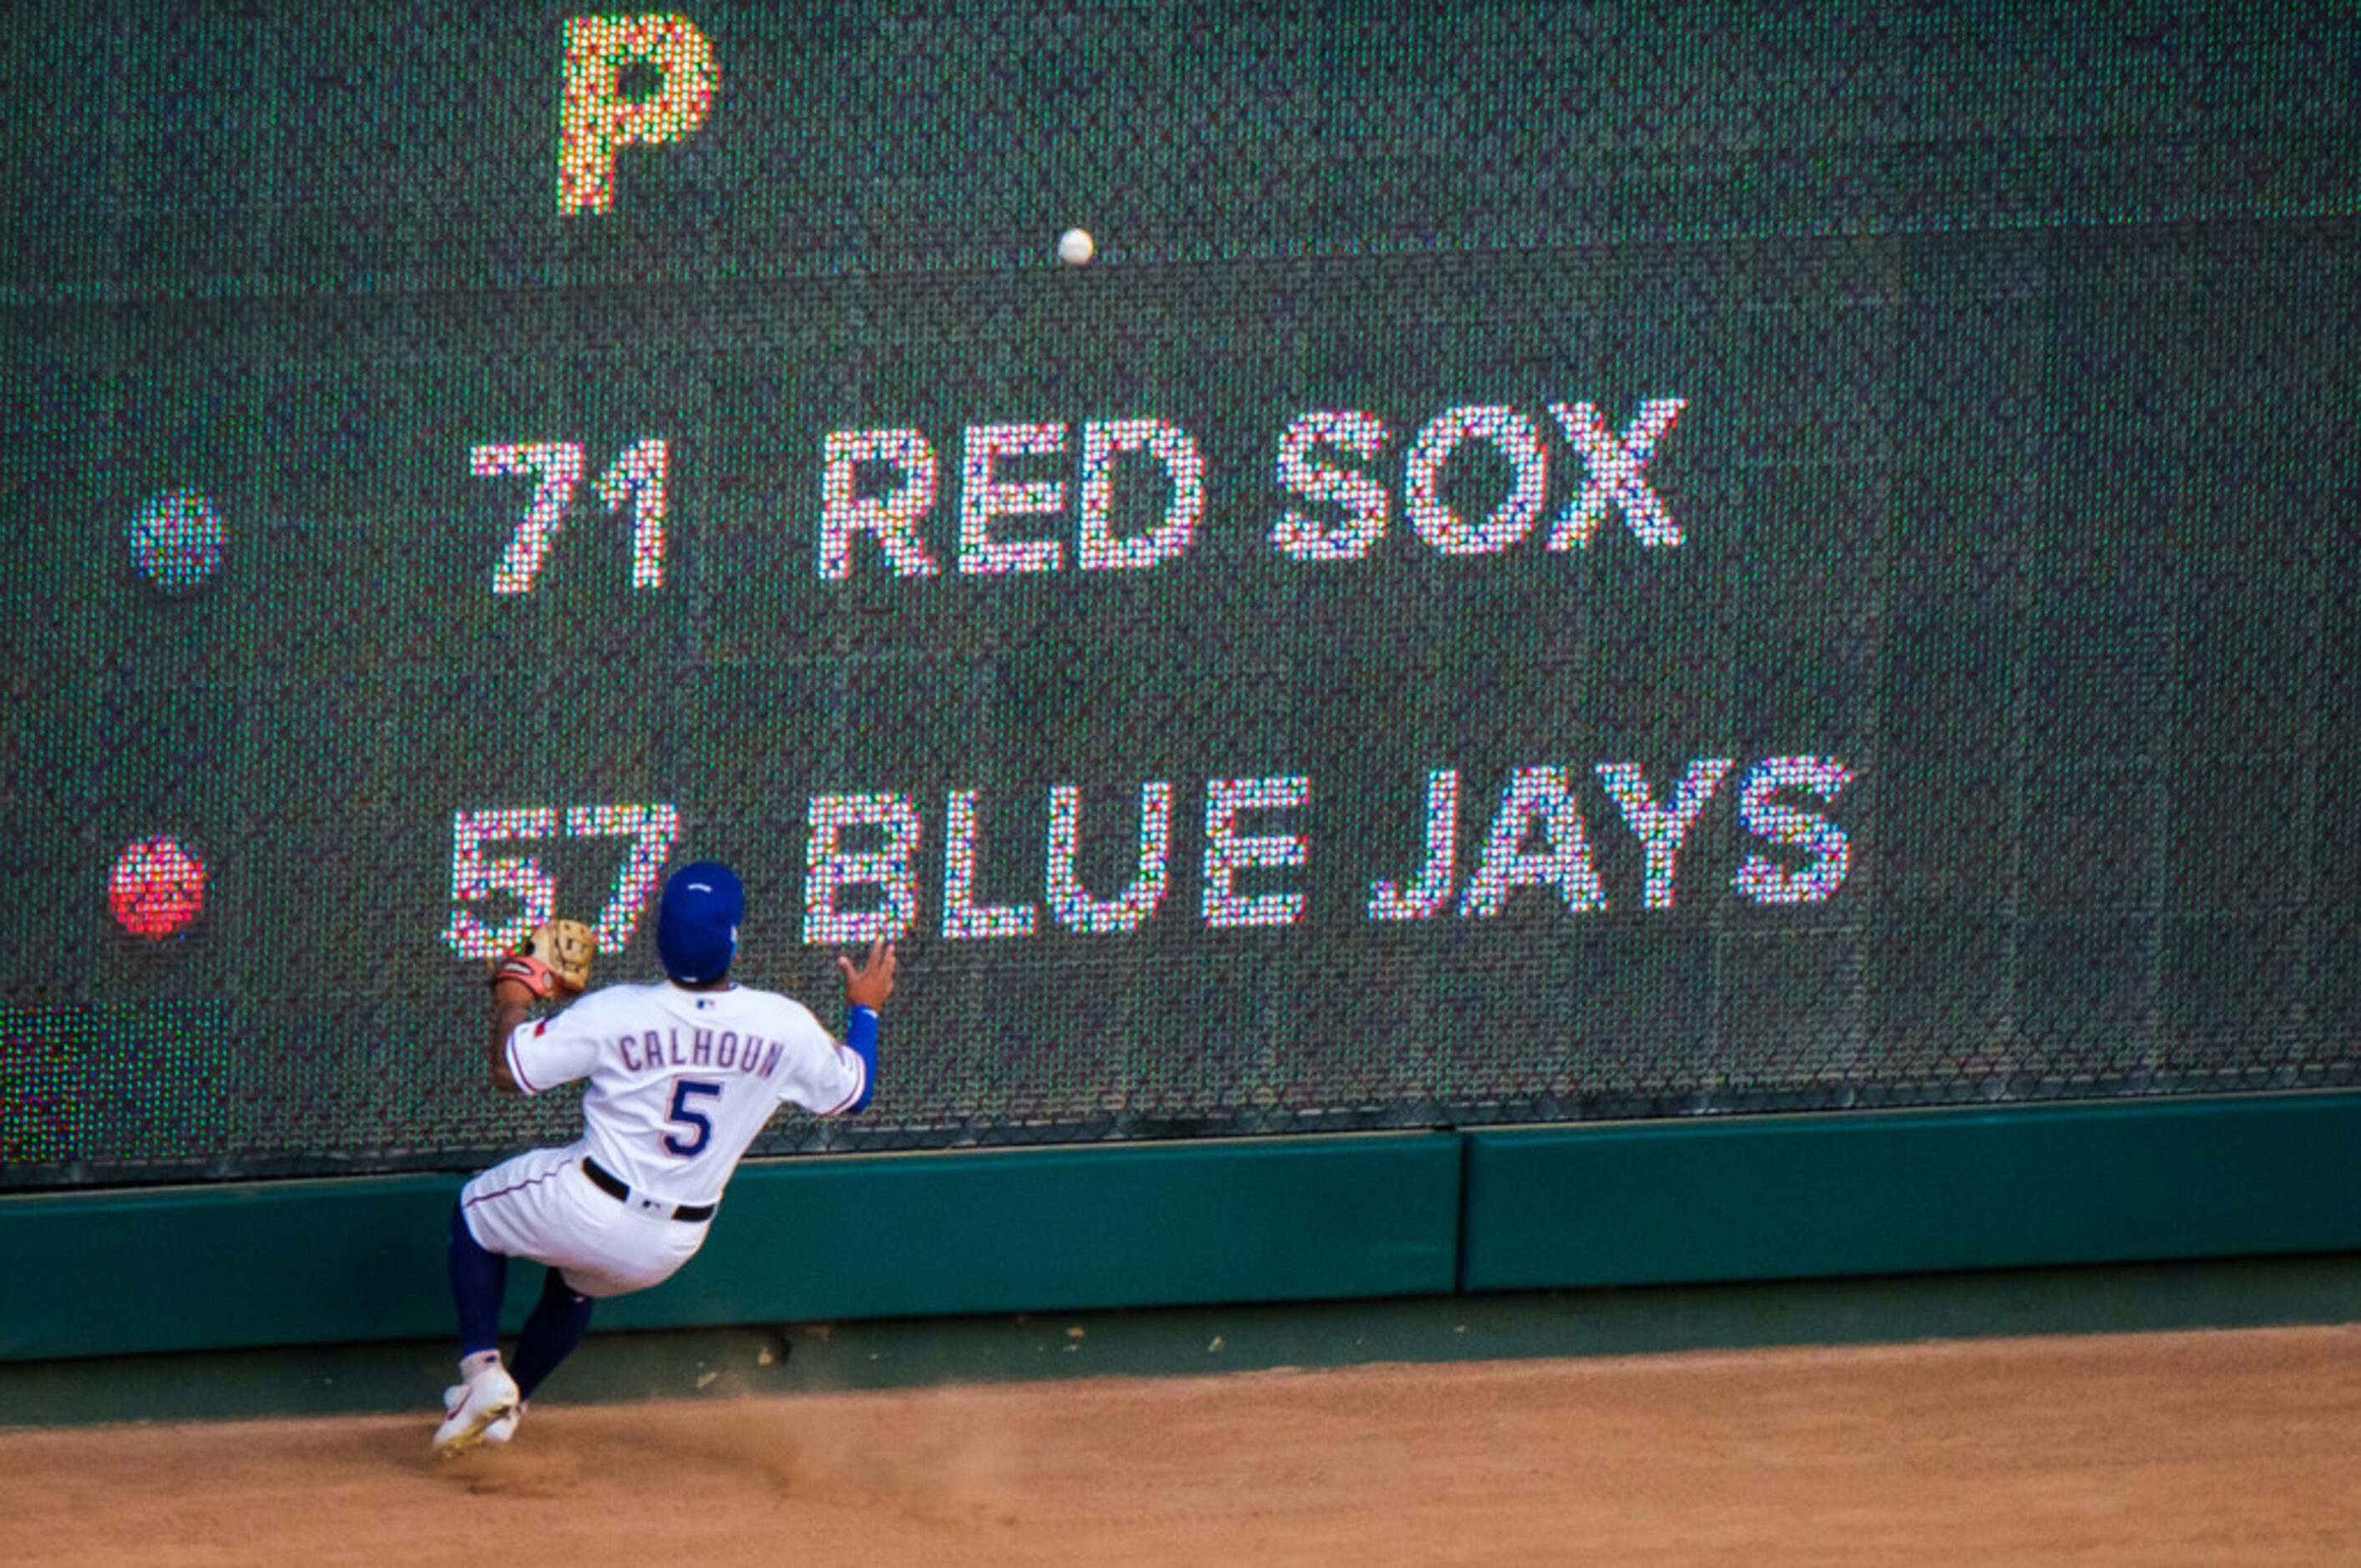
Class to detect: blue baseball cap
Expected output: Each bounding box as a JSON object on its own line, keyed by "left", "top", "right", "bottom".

{"left": 657, "top": 862, "right": 743, "bottom": 984}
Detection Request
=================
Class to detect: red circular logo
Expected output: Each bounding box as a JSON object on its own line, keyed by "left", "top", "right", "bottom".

{"left": 109, "top": 836, "right": 207, "bottom": 938}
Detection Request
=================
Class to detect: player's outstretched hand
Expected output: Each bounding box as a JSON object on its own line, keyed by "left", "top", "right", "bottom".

{"left": 837, "top": 939, "right": 897, "bottom": 1012}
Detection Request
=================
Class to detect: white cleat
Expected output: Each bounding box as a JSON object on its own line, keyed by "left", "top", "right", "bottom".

{"left": 483, "top": 1400, "right": 525, "bottom": 1445}
{"left": 433, "top": 1366, "right": 522, "bottom": 1458}
{"left": 447, "top": 1388, "right": 523, "bottom": 1445}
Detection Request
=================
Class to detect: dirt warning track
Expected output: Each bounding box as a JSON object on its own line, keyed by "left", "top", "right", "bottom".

{"left": 4, "top": 1325, "right": 2358, "bottom": 1567}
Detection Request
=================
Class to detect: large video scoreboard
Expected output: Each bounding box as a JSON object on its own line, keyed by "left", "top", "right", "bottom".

{"left": 4, "top": 5, "right": 2358, "bottom": 1186}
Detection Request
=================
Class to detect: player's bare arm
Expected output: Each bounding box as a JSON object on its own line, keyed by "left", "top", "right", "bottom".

{"left": 837, "top": 938, "right": 897, "bottom": 1011}
{"left": 486, "top": 981, "right": 532, "bottom": 1093}
{"left": 827, "top": 938, "right": 893, "bottom": 1117}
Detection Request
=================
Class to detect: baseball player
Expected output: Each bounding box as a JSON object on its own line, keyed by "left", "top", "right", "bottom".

{"left": 433, "top": 860, "right": 894, "bottom": 1457}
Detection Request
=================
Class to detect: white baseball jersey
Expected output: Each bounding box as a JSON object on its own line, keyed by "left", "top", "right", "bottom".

{"left": 503, "top": 979, "right": 866, "bottom": 1209}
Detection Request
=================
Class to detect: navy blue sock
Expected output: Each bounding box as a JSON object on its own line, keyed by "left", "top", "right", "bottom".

{"left": 508, "top": 1267, "right": 594, "bottom": 1399}
{"left": 447, "top": 1201, "right": 508, "bottom": 1358}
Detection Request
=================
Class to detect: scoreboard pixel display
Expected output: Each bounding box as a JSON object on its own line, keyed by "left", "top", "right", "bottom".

{"left": 3, "top": 4, "right": 2358, "bottom": 1186}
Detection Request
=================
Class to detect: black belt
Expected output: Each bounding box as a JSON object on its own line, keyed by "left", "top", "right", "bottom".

{"left": 582, "top": 1156, "right": 715, "bottom": 1222}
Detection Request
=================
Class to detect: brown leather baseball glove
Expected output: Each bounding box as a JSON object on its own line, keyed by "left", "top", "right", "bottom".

{"left": 485, "top": 919, "right": 597, "bottom": 999}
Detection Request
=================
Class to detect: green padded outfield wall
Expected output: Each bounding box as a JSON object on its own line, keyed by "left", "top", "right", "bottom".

{"left": 0, "top": 1135, "right": 1464, "bottom": 1361}
{"left": 4, "top": 7, "right": 2360, "bottom": 1209}
{"left": 1459, "top": 1093, "right": 2361, "bottom": 1293}
{"left": 13, "top": 1100, "right": 2361, "bottom": 1363}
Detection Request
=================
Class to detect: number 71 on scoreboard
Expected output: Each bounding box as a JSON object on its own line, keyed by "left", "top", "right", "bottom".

{"left": 470, "top": 440, "right": 670, "bottom": 595}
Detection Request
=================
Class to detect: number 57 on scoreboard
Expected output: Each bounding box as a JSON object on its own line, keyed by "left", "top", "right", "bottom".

{"left": 442, "top": 802, "right": 682, "bottom": 959}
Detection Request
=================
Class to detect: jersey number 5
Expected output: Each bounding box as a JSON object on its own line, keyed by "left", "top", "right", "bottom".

{"left": 662, "top": 1080, "right": 723, "bottom": 1157}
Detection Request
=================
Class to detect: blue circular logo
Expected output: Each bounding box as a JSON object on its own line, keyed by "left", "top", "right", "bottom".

{"left": 129, "top": 490, "right": 224, "bottom": 595}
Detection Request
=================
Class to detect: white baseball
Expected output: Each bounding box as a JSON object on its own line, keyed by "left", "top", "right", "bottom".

{"left": 1057, "top": 227, "right": 1095, "bottom": 266}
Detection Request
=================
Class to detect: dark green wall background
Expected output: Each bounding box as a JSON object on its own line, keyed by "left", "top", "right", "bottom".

{"left": 5, "top": 5, "right": 2360, "bottom": 1195}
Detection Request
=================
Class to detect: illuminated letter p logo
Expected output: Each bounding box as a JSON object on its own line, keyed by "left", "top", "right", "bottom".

{"left": 559, "top": 14, "right": 717, "bottom": 215}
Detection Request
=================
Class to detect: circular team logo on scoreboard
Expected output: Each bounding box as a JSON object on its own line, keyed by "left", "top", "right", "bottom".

{"left": 127, "top": 490, "right": 224, "bottom": 597}
{"left": 109, "top": 836, "right": 209, "bottom": 939}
